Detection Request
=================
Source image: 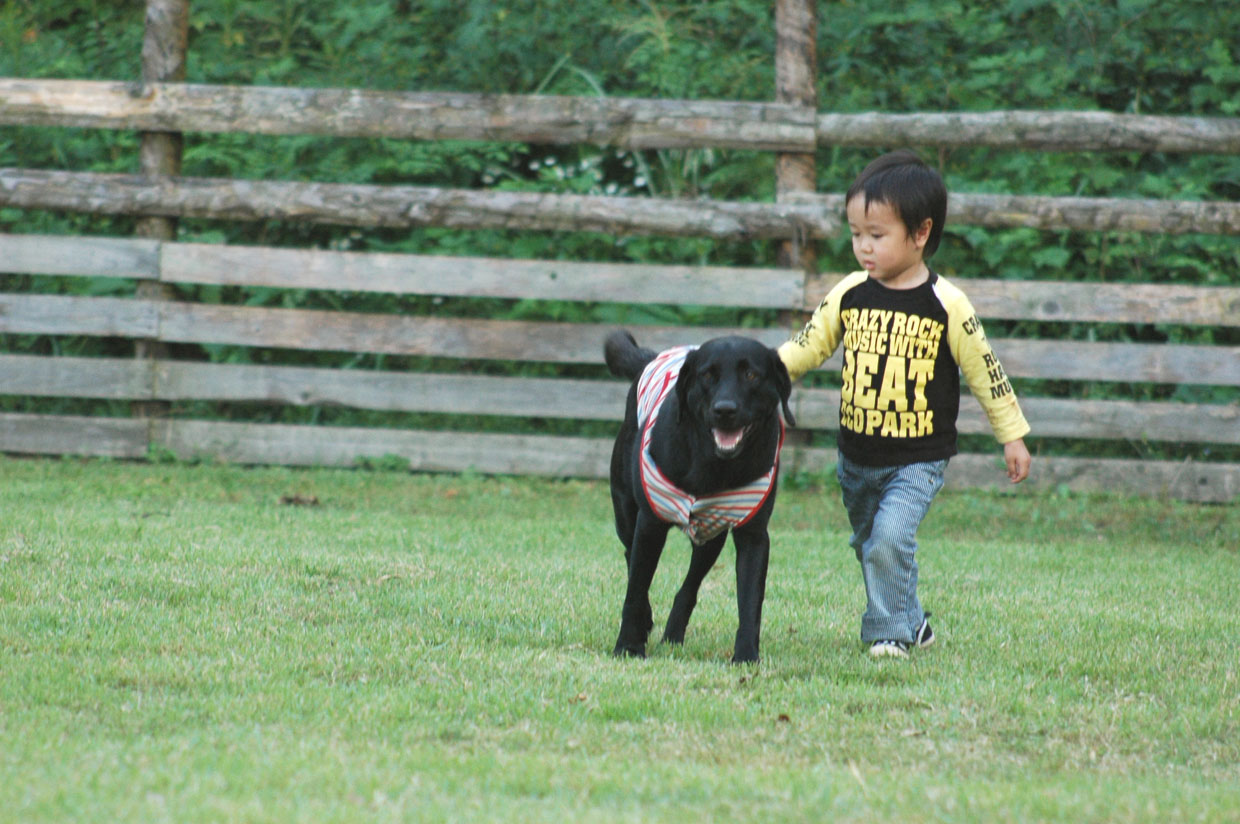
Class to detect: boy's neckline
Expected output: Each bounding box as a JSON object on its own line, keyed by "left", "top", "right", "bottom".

{"left": 866, "top": 266, "right": 935, "bottom": 291}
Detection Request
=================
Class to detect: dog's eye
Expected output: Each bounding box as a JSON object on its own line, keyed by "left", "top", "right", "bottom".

{"left": 743, "top": 368, "right": 759, "bottom": 383}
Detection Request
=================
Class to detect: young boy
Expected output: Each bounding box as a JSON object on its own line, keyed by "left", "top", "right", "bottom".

{"left": 778, "top": 150, "right": 1032, "bottom": 658}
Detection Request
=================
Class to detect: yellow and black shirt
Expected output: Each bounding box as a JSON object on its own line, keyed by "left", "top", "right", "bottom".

{"left": 778, "top": 270, "right": 1030, "bottom": 467}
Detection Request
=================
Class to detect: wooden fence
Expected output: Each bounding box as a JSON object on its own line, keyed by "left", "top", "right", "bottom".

{"left": 1, "top": 1, "right": 1238, "bottom": 502}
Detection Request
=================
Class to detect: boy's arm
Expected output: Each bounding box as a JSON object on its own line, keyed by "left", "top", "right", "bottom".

{"left": 940, "top": 282, "right": 1032, "bottom": 458}
{"left": 1004, "top": 438, "right": 1031, "bottom": 484}
{"left": 777, "top": 272, "right": 862, "bottom": 381}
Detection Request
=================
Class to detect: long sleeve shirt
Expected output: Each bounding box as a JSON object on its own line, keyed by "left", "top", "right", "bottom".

{"left": 778, "top": 270, "right": 1030, "bottom": 467}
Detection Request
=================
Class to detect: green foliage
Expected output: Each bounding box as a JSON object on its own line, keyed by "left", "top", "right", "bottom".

{"left": 4, "top": 0, "right": 1237, "bottom": 270}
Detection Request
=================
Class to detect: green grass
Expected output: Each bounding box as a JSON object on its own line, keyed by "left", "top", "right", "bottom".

{"left": 1, "top": 456, "right": 1238, "bottom": 823}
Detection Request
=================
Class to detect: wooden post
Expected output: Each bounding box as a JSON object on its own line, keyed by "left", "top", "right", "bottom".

{"left": 774, "top": 0, "right": 817, "bottom": 274}
{"left": 774, "top": 0, "right": 817, "bottom": 455}
{"left": 133, "top": 0, "right": 188, "bottom": 422}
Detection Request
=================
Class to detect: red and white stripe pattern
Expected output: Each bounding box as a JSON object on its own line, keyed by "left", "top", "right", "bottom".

{"left": 635, "top": 345, "right": 782, "bottom": 545}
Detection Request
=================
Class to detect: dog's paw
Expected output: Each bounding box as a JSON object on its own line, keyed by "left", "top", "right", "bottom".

{"left": 612, "top": 643, "right": 647, "bottom": 659}
{"left": 730, "top": 650, "right": 760, "bottom": 665}
{"left": 661, "top": 626, "right": 686, "bottom": 645}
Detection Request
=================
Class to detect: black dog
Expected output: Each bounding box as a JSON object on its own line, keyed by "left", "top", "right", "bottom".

{"left": 604, "top": 330, "right": 795, "bottom": 663}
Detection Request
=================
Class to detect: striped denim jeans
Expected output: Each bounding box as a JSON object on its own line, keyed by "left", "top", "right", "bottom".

{"left": 835, "top": 453, "right": 947, "bottom": 643}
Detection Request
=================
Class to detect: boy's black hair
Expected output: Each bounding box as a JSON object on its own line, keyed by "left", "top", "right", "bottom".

{"left": 846, "top": 149, "right": 948, "bottom": 258}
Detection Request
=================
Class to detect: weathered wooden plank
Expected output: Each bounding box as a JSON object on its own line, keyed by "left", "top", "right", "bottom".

{"left": 0, "top": 294, "right": 159, "bottom": 337}
{"left": 0, "top": 412, "right": 148, "bottom": 458}
{"left": 780, "top": 332, "right": 1240, "bottom": 386}
{"left": 962, "top": 395, "right": 1240, "bottom": 445}
{"left": 783, "top": 447, "right": 1238, "bottom": 504}
{"left": 0, "top": 169, "right": 838, "bottom": 240}
{"left": 946, "top": 453, "right": 1240, "bottom": 504}
{"left": 151, "top": 302, "right": 756, "bottom": 362}
{"left": 17, "top": 167, "right": 1240, "bottom": 238}
{"left": 792, "top": 388, "right": 1240, "bottom": 445}
{"left": 0, "top": 79, "right": 817, "bottom": 151}
{"left": 4, "top": 356, "right": 1235, "bottom": 445}
{"left": 154, "top": 304, "right": 1240, "bottom": 385}
{"left": 4, "top": 231, "right": 1234, "bottom": 328}
{"left": 154, "top": 365, "right": 1240, "bottom": 444}
{"left": 804, "top": 273, "right": 1240, "bottom": 327}
{"left": 994, "top": 339, "right": 1240, "bottom": 386}
{"left": 3, "top": 232, "right": 1233, "bottom": 328}
{"left": 0, "top": 409, "right": 1231, "bottom": 500}
{"left": 159, "top": 241, "right": 803, "bottom": 308}
{"left": 790, "top": 191, "right": 1240, "bottom": 236}
{"left": 0, "top": 233, "right": 159, "bottom": 279}
{"left": 5, "top": 79, "right": 1238, "bottom": 155}
{"left": 950, "top": 192, "right": 1240, "bottom": 236}
{"left": 6, "top": 295, "right": 1238, "bottom": 385}
{"left": 0, "top": 354, "right": 153, "bottom": 398}
{"left": 816, "top": 110, "right": 1240, "bottom": 154}
{"left": 151, "top": 361, "right": 630, "bottom": 419}
{"left": 152, "top": 419, "right": 614, "bottom": 476}
{"left": 143, "top": 420, "right": 1234, "bottom": 502}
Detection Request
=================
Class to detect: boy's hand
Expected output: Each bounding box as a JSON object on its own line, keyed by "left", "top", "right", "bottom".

{"left": 1004, "top": 438, "right": 1031, "bottom": 484}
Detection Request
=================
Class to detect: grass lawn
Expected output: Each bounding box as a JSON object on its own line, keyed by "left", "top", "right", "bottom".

{"left": 1, "top": 455, "right": 1237, "bottom": 822}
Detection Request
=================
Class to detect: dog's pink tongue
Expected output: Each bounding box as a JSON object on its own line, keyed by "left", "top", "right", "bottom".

{"left": 713, "top": 428, "right": 745, "bottom": 451}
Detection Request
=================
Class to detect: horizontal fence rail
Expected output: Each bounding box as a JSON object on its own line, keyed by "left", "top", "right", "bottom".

{"left": 0, "top": 169, "right": 839, "bottom": 239}
{"left": 815, "top": 110, "right": 1240, "bottom": 154}
{"left": 4, "top": 292, "right": 1240, "bottom": 385}
{"left": 0, "top": 79, "right": 818, "bottom": 151}
{"left": 1, "top": 231, "right": 1237, "bottom": 502}
{"left": 4, "top": 168, "right": 1240, "bottom": 237}
{"left": 6, "top": 233, "right": 1239, "bottom": 325}
{"left": 4, "top": 354, "right": 1239, "bottom": 446}
{"left": 4, "top": 79, "right": 1240, "bottom": 155}
{"left": 0, "top": 413, "right": 1234, "bottom": 503}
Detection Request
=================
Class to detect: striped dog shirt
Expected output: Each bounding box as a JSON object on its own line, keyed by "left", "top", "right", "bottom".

{"left": 635, "top": 345, "right": 783, "bottom": 545}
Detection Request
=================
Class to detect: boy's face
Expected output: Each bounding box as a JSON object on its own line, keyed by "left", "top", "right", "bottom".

{"left": 846, "top": 195, "right": 933, "bottom": 290}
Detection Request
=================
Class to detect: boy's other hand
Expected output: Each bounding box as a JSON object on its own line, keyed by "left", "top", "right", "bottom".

{"left": 1004, "top": 438, "right": 1031, "bottom": 484}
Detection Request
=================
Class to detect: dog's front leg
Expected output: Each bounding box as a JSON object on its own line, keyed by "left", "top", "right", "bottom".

{"left": 731, "top": 527, "right": 771, "bottom": 664}
{"left": 663, "top": 532, "right": 727, "bottom": 646}
{"left": 613, "top": 512, "right": 672, "bottom": 658}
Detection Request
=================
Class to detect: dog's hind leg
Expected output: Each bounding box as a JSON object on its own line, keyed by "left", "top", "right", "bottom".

{"left": 663, "top": 532, "right": 727, "bottom": 646}
{"left": 613, "top": 512, "right": 672, "bottom": 659}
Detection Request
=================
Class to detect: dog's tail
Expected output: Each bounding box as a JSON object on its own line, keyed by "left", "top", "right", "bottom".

{"left": 604, "top": 329, "right": 657, "bottom": 380}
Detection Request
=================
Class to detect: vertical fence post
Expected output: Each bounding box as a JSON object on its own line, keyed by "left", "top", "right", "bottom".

{"left": 774, "top": 0, "right": 817, "bottom": 275}
{"left": 133, "top": 0, "right": 188, "bottom": 430}
{"left": 775, "top": 0, "right": 817, "bottom": 452}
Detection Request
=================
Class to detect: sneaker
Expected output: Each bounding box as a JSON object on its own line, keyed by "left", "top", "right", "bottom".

{"left": 913, "top": 613, "right": 935, "bottom": 649}
{"left": 869, "top": 639, "right": 909, "bottom": 658}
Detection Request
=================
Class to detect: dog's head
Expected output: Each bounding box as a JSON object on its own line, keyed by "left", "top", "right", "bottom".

{"left": 675, "top": 336, "right": 796, "bottom": 458}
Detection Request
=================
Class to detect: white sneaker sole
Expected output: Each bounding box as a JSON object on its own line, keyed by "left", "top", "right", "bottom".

{"left": 869, "top": 642, "right": 909, "bottom": 659}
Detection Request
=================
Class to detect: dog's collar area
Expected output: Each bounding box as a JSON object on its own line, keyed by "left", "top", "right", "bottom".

{"left": 635, "top": 345, "right": 783, "bottom": 545}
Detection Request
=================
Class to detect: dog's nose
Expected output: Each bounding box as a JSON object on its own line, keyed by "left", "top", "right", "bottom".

{"left": 712, "top": 399, "right": 739, "bottom": 420}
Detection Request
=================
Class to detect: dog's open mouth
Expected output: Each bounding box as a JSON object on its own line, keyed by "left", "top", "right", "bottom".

{"left": 712, "top": 426, "right": 749, "bottom": 457}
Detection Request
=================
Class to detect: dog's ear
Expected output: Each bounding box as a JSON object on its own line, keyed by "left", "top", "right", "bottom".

{"left": 769, "top": 347, "right": 796, "bottom": 427}
{"left": 675, "top": 348, "right": 699, "bottom": 422}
